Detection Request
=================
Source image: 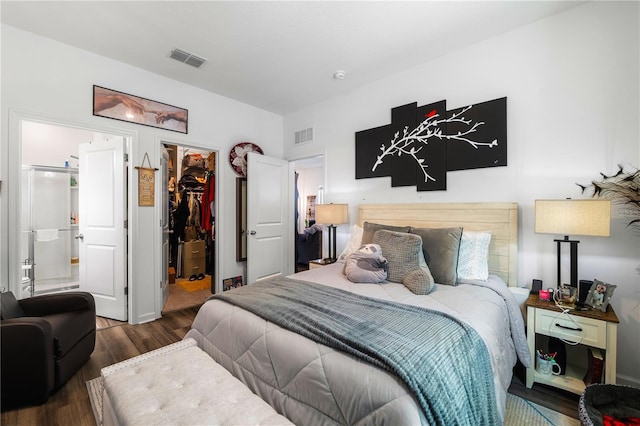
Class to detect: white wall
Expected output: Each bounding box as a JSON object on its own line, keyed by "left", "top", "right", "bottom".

{"left": 284, "top": 2, "right": 640, "bottom": 385}
{"left": 21, "top": 121, "right": 94, "bottom": 168}
{"left": 1, "top": 25, "right": 283, "bottom": 323}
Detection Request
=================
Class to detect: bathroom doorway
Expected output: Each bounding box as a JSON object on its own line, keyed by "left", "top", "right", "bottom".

{"left": 20, "top": 121, "right": 124, "bottom": 300}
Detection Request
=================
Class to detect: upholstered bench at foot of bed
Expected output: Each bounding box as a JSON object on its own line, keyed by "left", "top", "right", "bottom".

{"left": 100, "top": 338, "right": 293, "bottom": 426}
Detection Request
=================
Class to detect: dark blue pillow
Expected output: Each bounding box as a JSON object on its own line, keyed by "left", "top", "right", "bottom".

{"left": 0, "top": 292, "right": 26, "bottom": 319}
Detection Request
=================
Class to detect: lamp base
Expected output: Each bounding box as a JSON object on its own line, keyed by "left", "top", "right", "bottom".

{"left": 327, "top": 224, "right": 338, "bottom": 264}
{"left": 554, "top": 237, "right": 580, "bottom": 288}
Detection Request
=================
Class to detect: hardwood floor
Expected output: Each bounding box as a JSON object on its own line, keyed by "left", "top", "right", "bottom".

{"left": 510, "top": 362, "right": 580, "bottom": 419}
{"left": 1, "top": 306, "right": 200, "bottom": 426}
{"left": 1, "top": 304, "right": 579, "bottom": 425}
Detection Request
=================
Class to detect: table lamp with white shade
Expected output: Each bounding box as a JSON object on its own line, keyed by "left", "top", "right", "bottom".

{"left": 535, "top": 199, "right": 611, "bottom": 288}
{"left": 315, "top": 203, "right": 348, "bottom": 263}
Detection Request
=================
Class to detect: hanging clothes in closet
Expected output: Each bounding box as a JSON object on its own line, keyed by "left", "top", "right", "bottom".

{"left": 174, "top": 182, "right": 204, "bottom": 240}
{"left": 174, "top": 152, "right": 206, "bottom": 278}
{"left": 201, "top": 152, "right": 215, "bottom": 275}
{"left": 168, "top": 150, "right": 216, "bottom": 280}
{"left": 201, "top": 173, "right": 214, "bottom": 233}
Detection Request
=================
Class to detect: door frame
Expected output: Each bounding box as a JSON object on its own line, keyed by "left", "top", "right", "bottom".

{"left": 157, "top": 144, "right": 170, "bottom": 313}
{"left": 155, "top": 138, "right": 220, "bottom": 309}
{"left": 290, "top": 154, "right": 326, "bottom": 227}
{"left": 289, "top": 154, "right": 326, "bottom": 263}
{"left": 4, "top": 108, "right": 135, "bottom": 304}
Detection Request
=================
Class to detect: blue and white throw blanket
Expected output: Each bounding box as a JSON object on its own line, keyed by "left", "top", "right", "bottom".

{"left": 213, "top": 277, "right": 500, "bottom": 426}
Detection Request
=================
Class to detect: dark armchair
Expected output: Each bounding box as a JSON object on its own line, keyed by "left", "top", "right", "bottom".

{"left": 296, "top": 223, "right": 323, "bottom": 265}
{"left": 1, "top": 291, "right": 96, "bottom": 410}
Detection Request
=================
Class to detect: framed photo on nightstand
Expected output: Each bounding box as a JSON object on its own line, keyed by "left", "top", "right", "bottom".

{"left": 585, "top": 279, "right": 616, "bottom": 312}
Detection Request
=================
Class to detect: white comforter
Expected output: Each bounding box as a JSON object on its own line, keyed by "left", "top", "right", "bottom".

{"left": 186, "top": 263, "right": 530, "bottom": 425}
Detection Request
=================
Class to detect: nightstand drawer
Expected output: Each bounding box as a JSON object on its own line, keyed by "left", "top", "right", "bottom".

{"left": 535, "top": 309, "right": 607, "bottom": 348}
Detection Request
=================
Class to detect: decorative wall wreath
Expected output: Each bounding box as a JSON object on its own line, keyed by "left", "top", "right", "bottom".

{"left": 228, "top": 142, "right": 263, "bottom": 177}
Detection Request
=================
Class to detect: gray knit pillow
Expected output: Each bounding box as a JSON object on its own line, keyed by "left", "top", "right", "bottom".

{"left": 372, "top": 230, "right": 432, "bottom": 288}
{"left": 403, "top": 269, "right": 435, "bottom": 295}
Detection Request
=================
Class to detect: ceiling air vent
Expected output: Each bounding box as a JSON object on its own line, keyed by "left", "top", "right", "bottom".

{"left": 295, "top": 127, "right": 314, "bottom": 144}
{"left": 169, "top": 48, "right": 206, "bottom": 68}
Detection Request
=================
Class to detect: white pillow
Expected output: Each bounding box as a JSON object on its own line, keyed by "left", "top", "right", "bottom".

{"left": 457, "top": 231, "right": 491, "bottom": 281}
{"left": 337, "top": 224, "right": 363, "bottom": 262}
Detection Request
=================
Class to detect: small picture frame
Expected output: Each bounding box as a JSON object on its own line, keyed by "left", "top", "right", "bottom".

{"left": 585, "top": 279, "right": 616, "bottom": 312}
{"left": 223, "top": 275, "right": 244, "bottom": 292}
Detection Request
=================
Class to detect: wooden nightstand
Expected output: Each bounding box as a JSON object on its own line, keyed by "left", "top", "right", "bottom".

{"left": 525, "top": 294, "right": 619, "bottom": 395}
{"left": 308, "top": 259, "right": 334, "bottom": 270}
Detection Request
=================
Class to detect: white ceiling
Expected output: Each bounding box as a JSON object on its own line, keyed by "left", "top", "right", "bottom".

{"left": 1, "top": 1, "right": 584, "bottom": 115}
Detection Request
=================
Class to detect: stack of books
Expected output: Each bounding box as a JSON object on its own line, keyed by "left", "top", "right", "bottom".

{"left": 584, "top": 347, "right": 604, "bottom": 386}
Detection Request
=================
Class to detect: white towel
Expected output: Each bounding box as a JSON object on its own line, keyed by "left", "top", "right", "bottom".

{"left": 35, "top": 229, "right": 59, "bottom": 242}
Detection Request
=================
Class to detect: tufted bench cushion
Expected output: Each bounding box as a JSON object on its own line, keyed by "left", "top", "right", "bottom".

{"left": 101, "top": 338, "right": 293, "bottom": 426}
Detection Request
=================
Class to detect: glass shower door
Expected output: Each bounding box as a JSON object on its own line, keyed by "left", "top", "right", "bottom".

{"left": 21, "top": 166, "right": 79, "bottom": 297}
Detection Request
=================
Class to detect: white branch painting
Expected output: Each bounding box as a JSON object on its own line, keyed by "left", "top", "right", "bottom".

{"left": 371, "top": 106, "right": 498, "bottom": 183}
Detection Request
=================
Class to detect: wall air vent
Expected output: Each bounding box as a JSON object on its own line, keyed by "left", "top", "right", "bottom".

{"left": 295, "top": 127, "right": 314, "bottom": 144}
{"left": 169, "top": 48, "right": 206, "bottom": 68}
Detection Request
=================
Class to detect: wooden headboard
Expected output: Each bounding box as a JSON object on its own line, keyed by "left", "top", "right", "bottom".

{"left": 358, "top": 203, "right": 518, "bottom": 287}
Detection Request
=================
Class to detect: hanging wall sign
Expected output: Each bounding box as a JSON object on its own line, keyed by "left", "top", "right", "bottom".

{"left": 135, "top": 153, "right": 158, "bottom": 206}
{"left": 355, "top": 97, "right": 507, "bottom": 191}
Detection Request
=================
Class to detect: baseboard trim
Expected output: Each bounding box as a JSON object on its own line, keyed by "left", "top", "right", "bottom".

{"left": 615, "top": 374, "right": 640, "bottom": 387}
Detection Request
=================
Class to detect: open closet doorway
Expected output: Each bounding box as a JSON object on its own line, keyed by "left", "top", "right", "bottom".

{"left": 161, "top": 143, "right": 217, "bottom": 313}
{"left": 292, "top": 155, "right": 325, "bottom": 273}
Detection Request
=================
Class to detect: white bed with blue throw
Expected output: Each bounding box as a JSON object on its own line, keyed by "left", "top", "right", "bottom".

{"left": 185, "top": 203, "right": 531, "bottom": 425}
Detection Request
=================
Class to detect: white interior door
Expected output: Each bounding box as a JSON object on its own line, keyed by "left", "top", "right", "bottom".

{"left": 159, "top": 146, "right": 170, "bottom": 309}
{"left": 78, "top": 139, "right": 127, "bottom": 320}
{"left": 246, "top": 152, "right": 293, "bottom": 284}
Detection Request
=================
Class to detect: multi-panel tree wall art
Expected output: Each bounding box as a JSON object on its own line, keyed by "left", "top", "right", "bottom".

{"left": 355, "top": 97, "right": 507, "bottom": 191}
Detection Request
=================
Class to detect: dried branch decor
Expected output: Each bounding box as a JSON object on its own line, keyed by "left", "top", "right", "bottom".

{"left": 578, "top": 164, "right": 640, "bottom": 230}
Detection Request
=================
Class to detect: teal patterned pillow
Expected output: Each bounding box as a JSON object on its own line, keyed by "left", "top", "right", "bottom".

{"left": 457, "top": 231, "right": 491, "bottom": 281}
{"left": 372, "top": 230, "right": 432, "bottom": 292}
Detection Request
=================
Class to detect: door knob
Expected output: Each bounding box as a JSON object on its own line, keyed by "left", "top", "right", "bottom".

{"left": 250, "top": 230, "right": 256, "bottom": 236}
{"left": 75, "top": 234, "right": 84, "bottom": 240}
